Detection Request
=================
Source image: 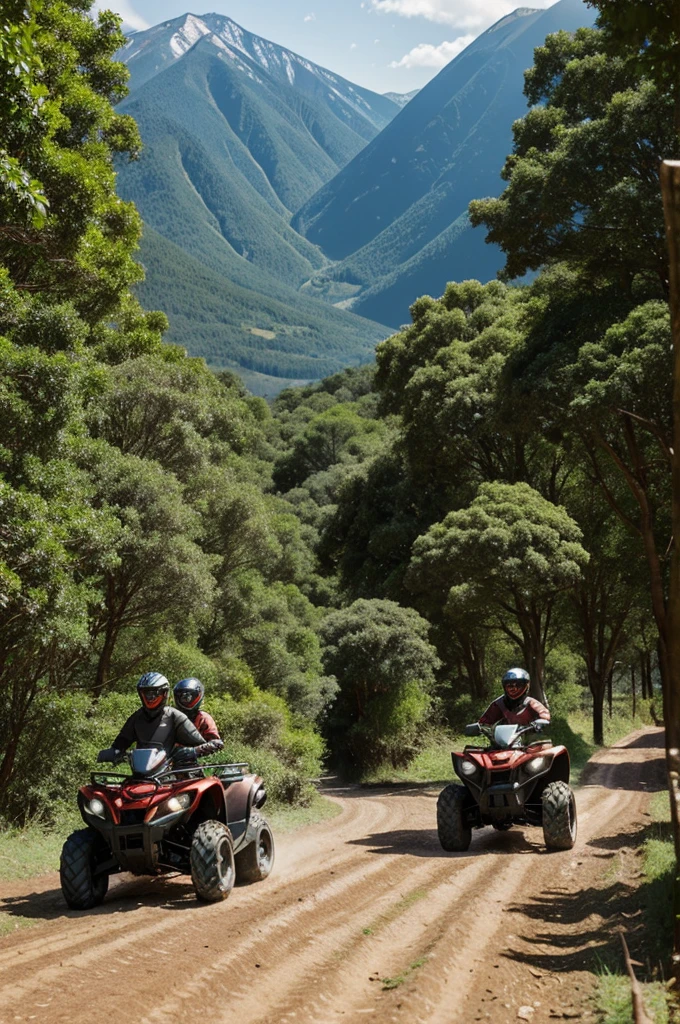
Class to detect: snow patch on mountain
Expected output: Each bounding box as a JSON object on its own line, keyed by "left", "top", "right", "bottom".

{"left": 169, "top": 14, "right": 210, "bottom": 58}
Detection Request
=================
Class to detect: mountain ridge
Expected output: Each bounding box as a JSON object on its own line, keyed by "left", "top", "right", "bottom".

{"left": 292, "top": 0, "right": 595, "bottom": 328}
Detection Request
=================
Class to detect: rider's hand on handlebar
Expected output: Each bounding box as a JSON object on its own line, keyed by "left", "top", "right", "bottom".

{"left": 533, "top": 719, "right": 549, "bottom": 731}
{"left": 97, "top": 747, "right": 121, "bottom": 764}
{"left": 173, "top": 746, "right": 198, "bottom": 765}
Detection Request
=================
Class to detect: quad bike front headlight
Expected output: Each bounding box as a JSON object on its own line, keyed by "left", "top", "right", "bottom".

{"left": 153, "top": 792, "right": 192, "bottom": 818}
{"left": 525, "top": 756, "right": 547, "bottom": 775}
{"left": 87, "top": 797, "right": 106, "bottom": 818}
{"left": 459, "top": 759, "right": 479, "bottom": 777}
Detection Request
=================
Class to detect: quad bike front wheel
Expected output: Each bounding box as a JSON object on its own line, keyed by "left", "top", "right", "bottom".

{"left": 542, "top": 781, "right": 577, "bottom": 850}
{"left": 190, "top": 820, "right": 235, "bottom": 901}
{"left": 437, "top": 784, "right": 472, "bottom": 852}
{"left": 60, "top": 828, "right": 110, "bottom": 910}
{"left": 235, "top": 813, "right": 275, "bottom": 884}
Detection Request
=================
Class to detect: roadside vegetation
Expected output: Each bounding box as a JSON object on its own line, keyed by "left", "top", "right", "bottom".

{"left": 594, "top": 789, "right": 675, "bottom": 1023}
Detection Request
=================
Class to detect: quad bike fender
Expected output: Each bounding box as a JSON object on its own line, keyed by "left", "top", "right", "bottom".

{"left": 186, "top": 777, "right": 228, "bottom": 830}
{"left": 523, "top": 747, "right": 570, "bottom": 804}
{"left": 223, "top": 774, "right": 266, "bottom": 851}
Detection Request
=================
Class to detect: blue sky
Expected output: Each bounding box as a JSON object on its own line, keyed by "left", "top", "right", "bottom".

{"left": 95, "top": 0, "right": 558, "bottom": 93}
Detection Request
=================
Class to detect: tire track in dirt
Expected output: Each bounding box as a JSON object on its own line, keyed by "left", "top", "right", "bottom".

{"left": 0, "top": 727, "right": 664, "bottom": 1024}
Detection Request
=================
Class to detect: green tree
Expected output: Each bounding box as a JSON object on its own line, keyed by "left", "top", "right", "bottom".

{"left": 319, "top": 599, "right": 439, "bottom": 773}
{"left": 469, "top": 28, "right": 673, "bottom": 297}
{"left": 0, "top": 483, "right": 116, "bottom": 798}
{"left": 0, "top": 0, "right": 49, "bottom": 224}
{"left": 407, "top": 482, "right": 588, "bottom": 703}
{"left": 81, "top": 444, "right": 216, "bottom": 691}
{"left": 1, "top": 0, "right": 142, "bottom": 318}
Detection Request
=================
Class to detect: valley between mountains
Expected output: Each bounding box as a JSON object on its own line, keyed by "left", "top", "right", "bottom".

{"left": 0, "top": 728, "right": 664, "bottom": 1024}
{"left": 115, "top": 0, "right": 595, "bottom": 393}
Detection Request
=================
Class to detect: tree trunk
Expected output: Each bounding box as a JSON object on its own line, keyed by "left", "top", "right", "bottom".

{"left": 95, "top": 619, "right": 119, "bottom": 693}
{"left": 589, "top": 672, "right": 606, "bottom": 745}
{"left": 607, "top": 667, "right": 613, "bottom": 717}
{"left": 646, "top": 649, "right": 653, "bottom": 699}
{"left": 640, "top": 650, "right": 647, "bottom": 699}
{"left": 632, "top": 664, "right": 636, "bottom": 719}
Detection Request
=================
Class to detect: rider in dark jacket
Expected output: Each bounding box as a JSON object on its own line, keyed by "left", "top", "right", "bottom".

{"left": 99, "top": 673, "right": 217, "bottom": 761}
{"left": 479, "top": 668, "right": 550, "bottom": 728}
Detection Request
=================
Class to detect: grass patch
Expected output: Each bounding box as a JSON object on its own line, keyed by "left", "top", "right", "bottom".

{"left": 360, "top": 732, "right": 460, "bottom": 786}
{"left": 382, "top": 955, "right": 429, "bottom": 991}
{"left": 266, "top": 792, "right": 342, "bottom": 833}
{"left": 593, "top": 788, "right": 674, "bottom": 1023}
{"left": 594, "top": 971, "right": 669, "bottom": 1023}
{"left": 362, "top": 886, "right": 429, "bottom": 938}
{"left": 0, "top": 826, "right": 65, "bottom": 882}
{"left": 0, "top": 913, "right": 39, "bottom": 937}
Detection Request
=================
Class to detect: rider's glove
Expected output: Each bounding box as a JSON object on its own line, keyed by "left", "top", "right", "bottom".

{"left": 97, "top": 747, "right": 121, "bottom": 763}
{"left": 195, "top": 739, "right": 224, "bottom": 757}
{"left": 173, "top": 746, "right": 198, "bottom": 765}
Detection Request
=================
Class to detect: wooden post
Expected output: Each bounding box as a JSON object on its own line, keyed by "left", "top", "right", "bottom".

{"left": 658, "top": 159, "right": 680, "bottom": 976}
{"left": 619, "top": 932, "right": 653, "bottom": 1024}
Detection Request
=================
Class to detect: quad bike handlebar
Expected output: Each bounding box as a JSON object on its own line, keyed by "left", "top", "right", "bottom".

{"left": 464, "top": 720, "right": 550, "bottom": 741}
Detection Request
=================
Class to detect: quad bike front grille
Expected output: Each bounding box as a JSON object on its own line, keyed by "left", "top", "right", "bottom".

{"left": 120, "top": 809, "right": 146, "bottom": 826}
{"left": 489, "top": 770, "right": 512, "bottom": 786}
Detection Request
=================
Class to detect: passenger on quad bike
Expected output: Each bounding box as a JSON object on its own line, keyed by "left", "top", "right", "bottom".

{"left": 479, "top": 668, "right": 550, "bottom": 728}
{"left": 173, "top": 677, "right": 222, "bottom": 746}
{"left": 98, "top": 672, "right": 221, "bottom": 764}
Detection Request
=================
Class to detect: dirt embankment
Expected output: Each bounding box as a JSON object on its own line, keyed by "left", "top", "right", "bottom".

{"left": 0, "top": 728, "right": 666, "bottom": 1024}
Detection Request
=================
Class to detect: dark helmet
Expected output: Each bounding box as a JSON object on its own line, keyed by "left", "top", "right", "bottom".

{"left": 502, "top": 668, "right": 530, "bottom": 709}
{"left": 173, "top": 677, "right": 204, "bottom": 719}
{"left": 137, "top": 672, "right": 169, "bottom": 716}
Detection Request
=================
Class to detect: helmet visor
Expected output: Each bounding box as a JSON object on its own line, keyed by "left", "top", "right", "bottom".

{"left": 176, "top": 689, "right": 201, "bottom": 709}
{"left": 140, "top": 687, "right": 167, "bottom": 709}
{"left": 504, "top": 681, "right": 528, "bottom": 700}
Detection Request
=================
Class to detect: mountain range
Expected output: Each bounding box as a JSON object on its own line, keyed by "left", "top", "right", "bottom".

{"left": 292, "top": 0, "right": 594, "bottom": 328}
{"left": 116, "top": 13, "right": 399, "bottom": 393}
{"left": 117, "top": 1, "right": 594, "bottom": 391}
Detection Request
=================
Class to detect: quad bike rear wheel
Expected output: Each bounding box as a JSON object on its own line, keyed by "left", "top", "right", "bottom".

{"left": 542, "top": 781, "right": 577, "bottom": 850}
{"left": 235, "top": 813, "right": 275, "bottom": 884}
{"left": 60, "top": 828, "right": 110, "bottom": 910}
{"left": 437, "top": 784, "right": 471, "bottom": 852}
{"left": 190, "top": 820, "right": 235, "bottom": 901}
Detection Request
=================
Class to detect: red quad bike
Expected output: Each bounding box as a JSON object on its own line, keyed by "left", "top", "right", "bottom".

{"left": 437, "top": 721, "right": 577, "bottom": 852}
{"left": 60, "top": 746, "right": 274, "bottom": 910}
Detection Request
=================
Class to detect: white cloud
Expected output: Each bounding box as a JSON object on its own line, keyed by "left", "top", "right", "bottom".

{"left": 304, "top": 12, "right": 316, "bottom": 21}
{"left": 350, "top": 42, "right": 358, "bottom": 49}
{"left": 390, "top": 35, "right": 474, "bottom": 68}
{"left": 371, "top": 0, "right": 555, "bottom": 31}
{"left": 92, "top": 0, "right": 149, "bottom": 31}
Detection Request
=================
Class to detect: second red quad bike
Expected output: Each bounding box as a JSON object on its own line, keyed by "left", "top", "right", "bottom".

{"left": 437, "top": 721, "right": 577, "bottom": 852}
{"left": 60, "top": 746, "right": 274, "bottom": 909}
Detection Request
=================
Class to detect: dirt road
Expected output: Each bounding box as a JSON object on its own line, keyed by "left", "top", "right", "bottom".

{"left": 0, "top": 728, "right": 666, "bottom": 1024}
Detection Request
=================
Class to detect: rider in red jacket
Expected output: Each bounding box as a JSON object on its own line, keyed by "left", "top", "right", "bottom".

{"left": 173, "top": 678, "right": 223, "bottom": 749}
{"left": 479, "top": 668, "right": 550, "bottom": 728}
